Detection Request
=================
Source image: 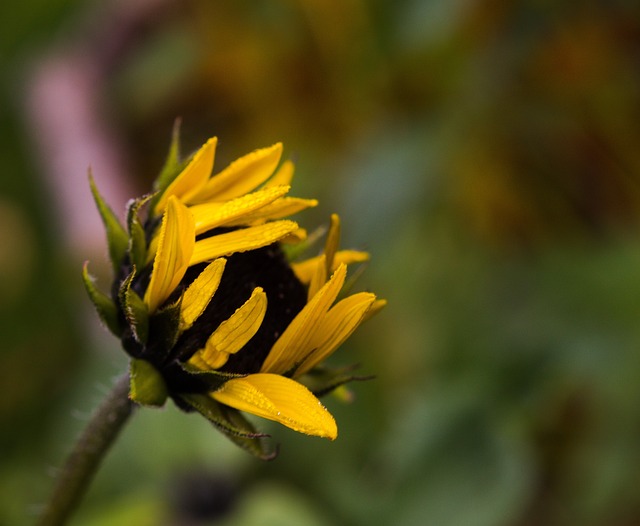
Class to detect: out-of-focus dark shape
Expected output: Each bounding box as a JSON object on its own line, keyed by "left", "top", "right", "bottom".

{"left": 168, "top": 469, "right": 238, "bottom": 525}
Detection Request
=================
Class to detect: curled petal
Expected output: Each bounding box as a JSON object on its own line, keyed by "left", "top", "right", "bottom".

{"left": 211, "top": 373, "right": 337, "bottom": 439}
{"left": 144, "top": 197, "right": 195, "bottom": 313}
{"left": 189, "top": 287, "right": 267, "bottom": 370}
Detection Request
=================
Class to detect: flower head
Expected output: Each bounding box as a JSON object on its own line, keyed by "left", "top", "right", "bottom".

{"left": 84, "top": 128, "right": 385, "bottom": 458}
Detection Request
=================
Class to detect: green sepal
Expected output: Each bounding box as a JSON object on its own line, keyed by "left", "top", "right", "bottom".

{"left": 148, "top": 296, "right": 182, "bottom": 362}
{"left": 89, "top": 170, "right": 128, "bottom": 271}
{"left": 129, "top": 358, "right": 168, "bottom": 407}
{"left": 126, "top": 195, "right": 153, "bottom": 271}
{"left": 81, "top": 262, "right": 122, "bottom": 336}
{"left": 179, "top": 393, "right": 277, "bottom": 460}
{"left": 297, "top": 364, "right": 374, "bottom": 398}
{"left": 118, "top": 269, "right": 149, "bottom": 344}
{"left": 179, "top": 363, "right": 246, "bottom": 391}
{"left": 149, "top": 119, "right": 187, "bottom": 212}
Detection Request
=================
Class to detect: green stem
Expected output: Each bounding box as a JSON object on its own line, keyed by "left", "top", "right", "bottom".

{"left": 38, "top": 373, "right": 134, "bottom": 526}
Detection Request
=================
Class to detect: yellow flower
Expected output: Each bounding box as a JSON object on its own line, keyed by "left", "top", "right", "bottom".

{"left": 84, "top": 131, "right": 385, "bottom": 457}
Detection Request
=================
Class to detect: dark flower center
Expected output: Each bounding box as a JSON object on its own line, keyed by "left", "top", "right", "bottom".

{"left": 117, "top": 223, "right": 308, "bottom": 394}
{"left": 174, "top": 242, "right": 307, "bottom": 375}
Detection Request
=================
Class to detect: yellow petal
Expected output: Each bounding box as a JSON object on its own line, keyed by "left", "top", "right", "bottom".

{"left": 194, "top": 143, "right": 283, "bottom": 202}
{"left": 307, "top": 254, "right": 327, "bottom": 301}
{"left": 154, "top": 137, "right": 216, "bottom": 215}
{"left": 211, "top": 287, "right": 267, "bottom": 355}
{"left": 189, "top": 287, "right": 267, "bottom": 370}
{"left": 264, "top": 159, "right": 295, "bottom": 188}
{"left": 324, "top": 214, "right": 341, "bottom": 275}
{"left": 225, "top": 197, "right": 318, "bottom": 225}
{"left": 179, "top": 258, "right": 226, "bottom": 332}
{"left": 190, "top": 220, "right": 299, "bottom": 266}
{"left": 211, "top": 373, "right": 337, "bottom": 439}
{"left": 362, "top": 298, "right": 387, "bottom": 322}
{"left": 280, "top": 227, "right": 307, "bottom": 244}
{"left": 261, "top": 264, "right": 347, "bottom": 375}
{"left": 145, "top": 235, "right": 159, "bottom": 266}
{"left": 296, "top": 292, "right": 377, "bottom": 375}
{"left": 292, "top": 250, "right": 370, "bottom": 284}
{"left": 144, "top": 196, "right": 195, "bottom": 313}
{"left": 188, "top": 347, "right": 228, "bottom": 371}
{"left": 189, "top": 350, "right": 228, "bottom": 371}
{"left": 190, "top": 185, "right": 291, "bottom": 235}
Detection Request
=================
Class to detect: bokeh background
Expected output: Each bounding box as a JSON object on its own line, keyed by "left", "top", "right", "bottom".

{"left": 3, "top": 1, "right": 640, "bottom": 525}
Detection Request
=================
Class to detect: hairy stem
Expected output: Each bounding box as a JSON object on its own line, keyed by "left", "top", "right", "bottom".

{"left": 38, "top": 373, "right": 134, "bottom": 526}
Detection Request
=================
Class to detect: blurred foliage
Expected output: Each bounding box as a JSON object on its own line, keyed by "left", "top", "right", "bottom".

{"left": 3, "top": 0, "right": 640, "bottom": 525}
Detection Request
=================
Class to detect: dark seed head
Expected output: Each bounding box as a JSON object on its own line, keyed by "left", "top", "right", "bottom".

{"left": 174, "top": 242, "right": 307, "bottom": 377}
{"left": 115, "top": 221, "right": 307, "bottom": 393}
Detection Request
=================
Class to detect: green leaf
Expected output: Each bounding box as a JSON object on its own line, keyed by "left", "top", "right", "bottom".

{"left": 126, "top": 195, "right": 152, "bottom": 271}
{"left": 89, "top": 170, "right": 128, "bottom": 271}
{"left": 119, "top": 269, "right": 149, "bottom": 344}
{"left": 150, "top": 119, "right": 187, "bottom": 212}
{"left": 129, "top": 358, "right": 168, "bottom": 407}
{"left": 180, "top": 393, "right": 277, "bottom": 460}
{"left": 148, "top": 296, "right": 182, "bottom": 362}
{"left": 82, "top": 262, "right": 122, "bottom": 336}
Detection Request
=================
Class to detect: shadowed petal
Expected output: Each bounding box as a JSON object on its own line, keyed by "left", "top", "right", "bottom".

{"left": 280, "top": 227, "right": 307, "bottom": 244}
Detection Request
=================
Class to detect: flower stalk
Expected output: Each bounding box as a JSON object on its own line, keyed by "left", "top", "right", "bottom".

{"left": 37, "top": 373, "right": 134, "bottom": 526}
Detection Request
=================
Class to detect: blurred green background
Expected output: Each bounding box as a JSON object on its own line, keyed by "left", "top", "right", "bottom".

{"left": 3, "top": 1, "right": 640, "bottom": 525}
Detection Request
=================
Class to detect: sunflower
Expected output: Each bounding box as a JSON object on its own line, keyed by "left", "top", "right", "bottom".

{"left": 83, "top": 130, "right": 385, "bottom": 458}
